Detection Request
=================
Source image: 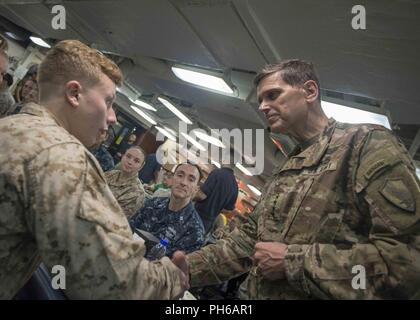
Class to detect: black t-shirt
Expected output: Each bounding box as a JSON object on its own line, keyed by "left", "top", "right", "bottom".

{"left": 195, "top": 168, "right": 238, "bottom": 233}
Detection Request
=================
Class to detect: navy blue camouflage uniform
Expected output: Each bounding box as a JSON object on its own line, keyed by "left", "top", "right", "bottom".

{"left": 92, "top": 145, "right": 115, "bottom": 172}
{"left": 130, "top": 197, "right": 205, "bottom": 257}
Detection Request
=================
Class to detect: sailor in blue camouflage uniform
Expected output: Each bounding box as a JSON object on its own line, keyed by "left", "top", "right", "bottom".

{"left": 92, "top": 144, "right": 115, "bottom": 172}
{"left": 130, "top": 163, "right": 205, "bottom": 257}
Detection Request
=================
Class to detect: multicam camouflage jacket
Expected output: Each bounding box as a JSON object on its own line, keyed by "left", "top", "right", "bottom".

{"left": 188, "top": 119, "right": 420, "bottom": 299}
{"left": 0, "top": 103, "right": 185, "bottom": 299}
{"left": 104, "top": 169, "right": 145, "bottom": 218}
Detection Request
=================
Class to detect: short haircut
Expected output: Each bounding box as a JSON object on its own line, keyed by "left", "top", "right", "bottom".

{"left": 174, "top": 162, "right": 202, "bottom": 183}
{"left": 38, "top": 40, "right": 122, "bottom": 97}
{"left": 254, "top": 59, "right": 321, "bottom": 101}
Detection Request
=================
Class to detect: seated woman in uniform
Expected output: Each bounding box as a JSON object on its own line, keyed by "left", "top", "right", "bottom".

{"left": 8, "top": 77, "right": 39, "bottom": 115}
{"left": 105, "top": 146, "right": 146, "bottom": 218}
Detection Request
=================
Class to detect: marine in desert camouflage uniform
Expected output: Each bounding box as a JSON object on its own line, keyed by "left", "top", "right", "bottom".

{"left": 186, "top": 60, "right": 420, "bottom": 299}
{"left": 0, "top": 40, "right": 188, "bottom": 299}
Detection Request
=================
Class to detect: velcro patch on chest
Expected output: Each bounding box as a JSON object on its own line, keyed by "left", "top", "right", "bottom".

{"left": 364, "top": 160, "right": 387, "bottom": 180}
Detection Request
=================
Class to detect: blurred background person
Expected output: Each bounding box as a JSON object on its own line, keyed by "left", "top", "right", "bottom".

{"left": 115, "top": 133, "right": 137, "bottom": 162}
{"left": 0, "top": 73, "right": 15, "bottom": 118}
{"left": 194, "top": 164, "right": 239, "bottom": 234}
{"left": 0, "top": 34, "right": 10, "bottom": 118}
{"left": 148, "top": 166, "right": 173, "bottom": 198}
{"left": 139, "top": 152, "right": 161, "bottom": 184}
{"left": 8, "top": 77, "right": 39, "bottom": 115}
{"left": 105, "top": 146, "right": 146, "bottom": 218}
{"left": 91, "top": 130, "right": 115, "bottom": 172}
{"left": 12, "top": 64, "right": 38, "bottom": 103}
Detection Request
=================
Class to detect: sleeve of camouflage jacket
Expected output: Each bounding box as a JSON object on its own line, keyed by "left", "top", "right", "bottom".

{"left": 26, "top": 143, "right": 184, "bottom": 299}
{"left": 120, "top": 182, "right": 145, "bottom": 218}
{"left": 284, "top": 129, "right": 420, "bottom": 299}
{"left": 187, "top": 207, "right": 258, "bottom": 287}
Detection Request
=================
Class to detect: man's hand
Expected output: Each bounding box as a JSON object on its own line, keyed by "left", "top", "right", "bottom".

{"left": 252, "top": 242, "right": 288, "bottom": 280}
{"left": 171, "top": 251, "right": 190, "bottom": 294}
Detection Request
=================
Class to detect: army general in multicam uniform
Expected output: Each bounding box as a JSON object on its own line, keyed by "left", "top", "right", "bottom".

{"left": 0, "top": 40, "right": 188, "bottom": 299}
{"left": 185, "top": 60, "right": 420, "bottom": 299}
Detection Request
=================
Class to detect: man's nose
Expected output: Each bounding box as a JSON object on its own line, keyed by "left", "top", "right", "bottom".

{"left": 258, "top": 100, "right": 270, "bottom": 113}
{"left": 107, "top": 107, "right": 117, "bottom": 126}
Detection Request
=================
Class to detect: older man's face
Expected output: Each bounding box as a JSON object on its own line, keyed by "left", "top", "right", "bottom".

{"left": 257, "top": 71, "right": 308, "bottom": 135}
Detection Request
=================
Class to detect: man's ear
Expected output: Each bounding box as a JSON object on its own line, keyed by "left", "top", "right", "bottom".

{"left": 65, "top": 80, "right": 82, "bottom": 108}
{"left": 302, "top": 80, "right": 319, "bottom": 103}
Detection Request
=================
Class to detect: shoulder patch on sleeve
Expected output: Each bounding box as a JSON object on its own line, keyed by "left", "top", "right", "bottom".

{"left": 379, "top": 178, "right": 416, "bottom": 213}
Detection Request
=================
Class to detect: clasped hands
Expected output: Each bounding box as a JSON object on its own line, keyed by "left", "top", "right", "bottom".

{"left": 170, "top": 241, "right": 288, "bottom": 297}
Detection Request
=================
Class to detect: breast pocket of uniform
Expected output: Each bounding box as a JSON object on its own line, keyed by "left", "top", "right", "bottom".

{"left": 312, "top": 210, "right": 345, "bottom": 243}
{"left": 282, "top": 162, "right": 341, "bottom": 243}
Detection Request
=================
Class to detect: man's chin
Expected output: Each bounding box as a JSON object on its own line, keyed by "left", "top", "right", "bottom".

{"left": 270, "top": 124, "right": 288, "bottom": 135}
{"left": 172, "top": 190, "right": 187, "bottom": 199}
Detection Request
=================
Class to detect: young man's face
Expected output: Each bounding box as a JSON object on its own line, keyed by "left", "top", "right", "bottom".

{"left": 257, "top": 71, "right": 308, "bottom": 135}
{"left": 121, "top": 148, "right": 145, "bottom": 174}
{"left": 171, "top": 164, "right": 200, "bottom": 201}
{"left": 70, "top": 73, "right": 117, "bottom": 148}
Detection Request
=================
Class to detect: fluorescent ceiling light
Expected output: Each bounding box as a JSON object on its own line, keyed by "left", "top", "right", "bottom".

{"left": 321, "top": 101, "right": 391, "bottom": 129}
{"left": 29, "top": 36, "right": 50, "bottom": 48}
{"left": 156, "top": 126, "right": 177, "bottom": 142}
{"left": 192, "top": 130, "right": 226, "bottom": 149}
{"left": 131, "top": 99, "right": 157, "bottom": 112}
{"left": 211, "top": 159, "right": 221, "bottom": 168}
{"left": 172, "top": 66, "right": 234, "bottom": 94}
{"left": 130, "top": 105, "right": 157, "bottom": 125}
{"left": 158, "top": 97, "right": 192, "bottom": 125}
{"left": 163, "top": 126, "right": 177, "bottom": 136}
{"left": 181, "top": 133, "right": 206, "bottom": 151}
{"left": 235, "top": 162, "right": 253, "bottom": 176}
{"left": 247, "top": 184, "right": 262, "bottom": 197}
{"left": 5, "top": 32, "right": 20, "bottom": 41}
